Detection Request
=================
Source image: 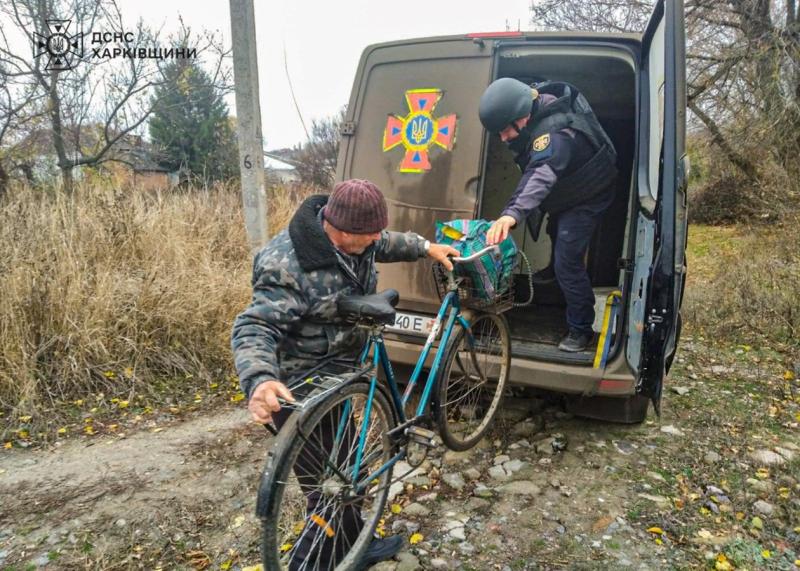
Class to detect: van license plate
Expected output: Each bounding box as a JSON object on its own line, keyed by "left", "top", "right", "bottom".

{"left": 386, "top": 312, "right": 436, "bottom": 336}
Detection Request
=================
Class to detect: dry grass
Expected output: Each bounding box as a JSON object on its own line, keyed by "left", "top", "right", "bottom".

{"left": 0, "top": 180, "right": 319, "bottom": 428}
{"left": 684, "top": 220, "right": 800, "bottom": 352}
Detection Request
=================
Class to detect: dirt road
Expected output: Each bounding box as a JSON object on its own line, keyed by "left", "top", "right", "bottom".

{"left": 1, "top": 338, "right": 798, "bottom": 570}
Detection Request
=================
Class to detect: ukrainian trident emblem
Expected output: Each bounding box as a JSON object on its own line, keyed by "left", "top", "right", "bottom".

{"left": 382, "top": 88, "right": 457, "bottom": 173}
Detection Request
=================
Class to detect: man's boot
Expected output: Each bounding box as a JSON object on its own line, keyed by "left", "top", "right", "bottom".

{"left": 357, "top": 535, "right": 404, "bottom": 570}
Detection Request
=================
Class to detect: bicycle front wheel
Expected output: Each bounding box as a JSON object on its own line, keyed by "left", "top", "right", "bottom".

{"left": 261, "top": 382, "right": 396, "bottom": 571}
{"left": 434, "top": 311, "right": 511, "bottom": 451}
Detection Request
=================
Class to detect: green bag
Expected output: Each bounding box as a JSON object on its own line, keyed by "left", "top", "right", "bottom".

{"left": 435, "top": 219, "right": 518, "bottom": 302}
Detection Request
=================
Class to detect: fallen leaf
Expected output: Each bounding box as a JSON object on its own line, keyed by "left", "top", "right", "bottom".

{"left": 390, "top": 503, "right": 402, "bottom": 514}
{"left": 654, "top": 537, "right": 663, "bottom": 545}
{"left": 3, "top": 442, "right": 12, "bottom": 449}
{"left": 242, "top": 565, "right": 263, "bottom": 571}
{"left": 715, "top": 553, "right": 732, "bottom": 571}
{"left": 57, "top": 427, "right": 67, "bottom": 434}
{"left": 220, "top": 560, "right": 232, "bottom": 570}
{"left": 762, "top": 550, "right": 771, "bottom": 559}
{"left": 647, "top": 527, "right": 664, "bottom": 535}
{"left": 697, "top": 529, "right": 712, "bottom": 539}
{"left": 118, "top": 400, "right": 129, "bottom": 409}
{"left": 592, "top": 516, "right": 614, "bottom": 533}
{"left": 409, "top": 532, "right": 423, "bottom": 545}
{"left": 231, "top": 515, "right": 246, "bottom": 529}
{"left": 231, "top": 393, "right": 245, "bottom": 403}
{"left": 19, "top": 415, "right": 32, "bottom": 422}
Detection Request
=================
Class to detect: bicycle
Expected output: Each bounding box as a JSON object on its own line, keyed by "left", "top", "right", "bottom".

{"left": 257, "top": 245, "right": 515, "bottom": 571}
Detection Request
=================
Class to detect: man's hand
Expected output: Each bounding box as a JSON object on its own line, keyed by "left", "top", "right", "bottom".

{"left": 427, "top": 243, "right": 460, "bottom": 271}
{"left": 248, "top": 380, "right": 295, "bottom": 424}
{"left": 486, "top": 215, "right": 517, "bottom": 245}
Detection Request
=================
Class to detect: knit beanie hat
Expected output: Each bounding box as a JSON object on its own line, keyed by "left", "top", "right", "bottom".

{"left": 323, "top": 179, "right": 388, "bottom": 234}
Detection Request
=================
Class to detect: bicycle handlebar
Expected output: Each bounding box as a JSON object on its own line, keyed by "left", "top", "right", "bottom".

{"left": 450, "top": 245, "right": 500, "bottom": 264}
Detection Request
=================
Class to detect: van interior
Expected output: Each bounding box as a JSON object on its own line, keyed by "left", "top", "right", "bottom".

{"left": 479, "top": 46, "right": 636, "bottom": 366}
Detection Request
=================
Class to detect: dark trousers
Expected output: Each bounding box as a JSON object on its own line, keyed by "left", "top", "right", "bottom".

{"left": 550, "top": 189, "right": 615, "bottom": 334}
{"left": 273, "top": 402, "right": 363, "bottom": 570}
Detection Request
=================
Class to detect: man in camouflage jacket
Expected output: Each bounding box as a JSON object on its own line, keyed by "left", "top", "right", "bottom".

{"left": 231, "top": 180, "right": 456, "bottom": 569}
{"left": 231, "top": 179, "right": 456, "bottom": 418}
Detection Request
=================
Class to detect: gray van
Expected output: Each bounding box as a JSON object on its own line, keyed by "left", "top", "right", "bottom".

{"left": 335, "top": 0, "right": 688, "bottom": 423}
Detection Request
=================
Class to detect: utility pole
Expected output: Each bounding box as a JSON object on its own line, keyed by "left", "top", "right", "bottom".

{"left": 229, "top": 0, "right": 268, "bottom": 252}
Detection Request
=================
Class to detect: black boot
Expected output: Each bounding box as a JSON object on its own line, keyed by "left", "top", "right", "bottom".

{"left": 357, "top": 535, "right": 404, "bottom": 570}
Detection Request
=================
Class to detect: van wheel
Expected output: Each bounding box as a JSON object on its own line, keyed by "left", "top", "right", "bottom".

{"left": 565, "top": 394, "right": 649, "bottom": 424}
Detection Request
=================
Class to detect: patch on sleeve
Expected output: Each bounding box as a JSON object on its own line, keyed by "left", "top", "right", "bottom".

{"left": 530, "top": 133, "right": 553, "bottom": 162}
{"left": 532, "top": 134, "right": 551, "bottom": 152}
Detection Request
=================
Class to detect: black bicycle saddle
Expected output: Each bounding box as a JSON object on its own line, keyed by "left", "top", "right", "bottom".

{"left": 337, "top": 289, "right": 400, "bottom": 325}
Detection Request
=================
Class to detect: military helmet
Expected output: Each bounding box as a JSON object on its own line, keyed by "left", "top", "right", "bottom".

{"left": 478, "top": 77, "right": 535, "bottom": 134}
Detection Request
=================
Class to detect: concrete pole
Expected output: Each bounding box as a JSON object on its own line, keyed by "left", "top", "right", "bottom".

{"left": 229, "top": 0, "right": 268, "bottom": 252}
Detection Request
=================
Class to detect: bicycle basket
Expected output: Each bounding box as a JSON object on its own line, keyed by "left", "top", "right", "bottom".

{"left": 434, "top": 219, "right": 530, "bottom": 312}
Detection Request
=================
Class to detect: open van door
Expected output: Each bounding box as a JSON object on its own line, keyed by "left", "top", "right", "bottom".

{"left": 631, "top": 0, "right": 688, "bottom": 414}
{"left": 337, "top": 38, "right": 494, "bottom": 310}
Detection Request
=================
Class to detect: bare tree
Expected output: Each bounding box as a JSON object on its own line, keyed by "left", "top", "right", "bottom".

{"left": 294, "top": 107, "right": 346, "bottom": 189}
{"left": 0, "top": 63, "right": 45, "bottom": 196}
{"left": 0, "top": 0, "right": 230, "bottom": 193}
{"left": 529, "top": 0, "right": 800, "bottom": 183}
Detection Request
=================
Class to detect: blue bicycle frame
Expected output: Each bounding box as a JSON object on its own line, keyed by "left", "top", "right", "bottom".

{"left": 335, "top": 288, "right": 476, "bottom": 491}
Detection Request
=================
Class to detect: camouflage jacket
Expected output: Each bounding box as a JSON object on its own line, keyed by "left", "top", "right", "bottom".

{"left": 231, "top": 194, "right": 427, "bottom": 399}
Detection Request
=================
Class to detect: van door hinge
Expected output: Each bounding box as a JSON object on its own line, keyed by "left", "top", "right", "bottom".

{"left": 617, "top": 258, "right": 635, "bottom": 273}
{"left": 340, "top": 122, "right": 356, "bottom": 136}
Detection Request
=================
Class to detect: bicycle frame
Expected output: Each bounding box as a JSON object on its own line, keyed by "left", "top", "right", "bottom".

{"left": 341, "top": 286, "right": 478, "bottom": 491}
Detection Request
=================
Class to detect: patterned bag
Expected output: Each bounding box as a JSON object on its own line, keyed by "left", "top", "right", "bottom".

{"left": 435, "top": 219, "right": 518, "bottom": 302}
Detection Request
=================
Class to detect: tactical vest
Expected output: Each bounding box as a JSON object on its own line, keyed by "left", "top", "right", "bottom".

{"left": 521, "top": 81, "right": 618, "bottom": 214}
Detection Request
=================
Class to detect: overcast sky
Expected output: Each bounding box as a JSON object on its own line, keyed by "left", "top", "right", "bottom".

{"left": 117, "top": 0, "right": 533, "bottom": 150}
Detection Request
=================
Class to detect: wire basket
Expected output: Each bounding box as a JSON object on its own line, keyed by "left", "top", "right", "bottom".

{"left": 279, "top": 359, "right": 374, "bottom": 412}
{"left": 432, "top": 251, "right": 533, "bottom": 314}
{"left": 432, "top": 264, "right": 513, "bottom": 313}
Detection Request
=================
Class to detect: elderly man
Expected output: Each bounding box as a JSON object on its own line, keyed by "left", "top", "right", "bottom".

{"left": 231, "top": 179, "right": 457, "bottom": 569}
{"left": 479, "top": 77, "right": 618, "bottom": 352}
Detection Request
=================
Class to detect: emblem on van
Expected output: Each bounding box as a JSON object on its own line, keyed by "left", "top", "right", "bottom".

{"left": 382, "top": 88, "right": 457, "bottom": 173}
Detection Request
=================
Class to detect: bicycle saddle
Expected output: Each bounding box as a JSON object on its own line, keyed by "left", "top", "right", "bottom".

{"left": 337, "top": 289, "right": 399, "bottom": 325}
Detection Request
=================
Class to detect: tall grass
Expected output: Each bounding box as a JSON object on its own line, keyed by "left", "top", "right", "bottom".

{"left": 684, "top": 221, "right": 800, "bottom": 351}
{"left": 0, "top": 181, "right": 317, "bottom": 422}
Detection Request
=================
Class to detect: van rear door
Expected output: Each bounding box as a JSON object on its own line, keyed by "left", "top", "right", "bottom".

{"left": 628, "top": 0, "right": 687, "bottom": 412}
{"left": 337, "top": 38, "right": 494, "bottom": 310}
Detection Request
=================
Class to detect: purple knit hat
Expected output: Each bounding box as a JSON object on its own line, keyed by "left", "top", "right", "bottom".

{"left": 323, "top": 179, "right": 388, "bottom": 234}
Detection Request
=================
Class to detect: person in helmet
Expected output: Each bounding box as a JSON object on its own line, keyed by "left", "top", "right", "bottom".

{"left": 479, "top": 77, "right": 618, "bottom": 352}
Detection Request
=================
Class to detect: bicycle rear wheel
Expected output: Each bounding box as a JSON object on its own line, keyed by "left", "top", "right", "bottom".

{"left": 260, "top": 382, "right": 396, "bottom": 571}
{"left": 434, "top": 312, "right": 510, "bottom": 451}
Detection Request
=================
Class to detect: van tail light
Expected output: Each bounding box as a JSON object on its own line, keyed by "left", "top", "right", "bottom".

{"left": 598, "top": 379, "right": 630, "bottom": 390}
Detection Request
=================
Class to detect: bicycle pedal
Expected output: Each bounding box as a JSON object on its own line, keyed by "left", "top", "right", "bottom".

{"left": 406, "top": 426, "right": 437, "bottom": 448}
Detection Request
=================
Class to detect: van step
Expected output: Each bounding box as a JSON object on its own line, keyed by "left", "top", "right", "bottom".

{"left": 512, "top": 342, "right": 594, "bottom": 365}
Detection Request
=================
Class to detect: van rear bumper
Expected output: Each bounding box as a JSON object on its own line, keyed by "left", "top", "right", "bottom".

{"left": 383, "top": 335, "right": 637, "bottom": 397}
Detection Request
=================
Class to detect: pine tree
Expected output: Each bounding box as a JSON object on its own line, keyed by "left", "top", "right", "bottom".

{"left": 149, "top": 60, "right": 237, "bottom": 184}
